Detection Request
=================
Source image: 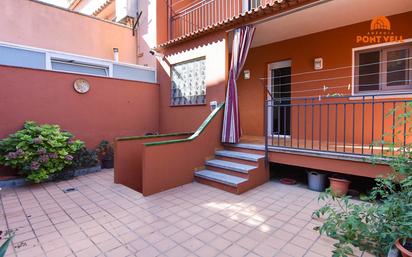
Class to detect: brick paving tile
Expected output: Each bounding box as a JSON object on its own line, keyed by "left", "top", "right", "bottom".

{"left": 0, "top": 169, "right": 369, "bottom": 257}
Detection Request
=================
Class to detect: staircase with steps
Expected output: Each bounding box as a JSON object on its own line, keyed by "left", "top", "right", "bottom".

{"left": 194, "top": 147, "right": 269, "bottom": 194}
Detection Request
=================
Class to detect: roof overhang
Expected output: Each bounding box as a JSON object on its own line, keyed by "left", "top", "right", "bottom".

{"left": 159, "top": 0, "right": 412, "bottom": 49}
{"left": 158, "top": 0, "right": 320, "bottom": 48}
{"left": 252, "top": 0, "right": 412, "bottom": 48}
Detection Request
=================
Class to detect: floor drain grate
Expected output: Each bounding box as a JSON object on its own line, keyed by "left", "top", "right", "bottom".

{"left": 62, "top": 187, "right": 78, "bottom": 193}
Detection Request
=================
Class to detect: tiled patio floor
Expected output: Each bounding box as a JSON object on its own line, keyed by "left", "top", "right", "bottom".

{"left": 0, "top": 170, "right": 371, "bottom": 257}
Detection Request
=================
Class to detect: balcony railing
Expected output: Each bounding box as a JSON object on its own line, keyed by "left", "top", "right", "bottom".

{"left": 169, "top": 0, "right": 281, "bottom": 40}
{"left": 264, "top": 93, "right": 412, "bottom": 158}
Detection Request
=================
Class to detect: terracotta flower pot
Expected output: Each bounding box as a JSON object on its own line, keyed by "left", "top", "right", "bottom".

{"left": 396, "top": 239, "right": 412, "bottom": 257}
{"left": 329, "top": 177, "right": 350, "bottom": 197}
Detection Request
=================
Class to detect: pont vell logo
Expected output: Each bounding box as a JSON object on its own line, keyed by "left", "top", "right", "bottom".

{"left": 356, "top": 16, "right": 404, "bottom": 44}
{"left": 370, "top": 16, "right": 391, "bottom": 30}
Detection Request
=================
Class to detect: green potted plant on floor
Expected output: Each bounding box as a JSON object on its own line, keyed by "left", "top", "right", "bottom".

{"left": 313, "top": 102, "right": 412, "bottom": 257}
{"left": 97, "top": 140, "right": 114, "bottom": 169}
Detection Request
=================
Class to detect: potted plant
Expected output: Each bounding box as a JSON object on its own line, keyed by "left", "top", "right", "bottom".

{"left": 396, "top": 239, "right": 412, "bottom": 257}
{"left": 328, "top": 176, "right": 351, "bottom": 197}
{"left": 314, "top": 102, "right": 412, "bottom": 257}
{"left": 97, "top": 140, "right": 114, "bottom": 169}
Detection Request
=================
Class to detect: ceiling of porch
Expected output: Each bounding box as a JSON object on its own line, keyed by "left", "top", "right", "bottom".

{"left": 252, "top": 0, "right": 412, "bottom": 48}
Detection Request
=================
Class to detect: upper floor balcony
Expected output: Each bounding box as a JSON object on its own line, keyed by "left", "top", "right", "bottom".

{"left": 168, "top": 0, "right": 285, "bottom": 40}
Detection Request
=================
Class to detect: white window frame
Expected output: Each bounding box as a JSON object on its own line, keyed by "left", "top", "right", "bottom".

{"left": 46, "top": 52, "right": 113, "bottom": 77}
{"left": 352, "top": 39, "right": 412, "bottom": 96}
{"left": 0, "top": 40, "right": 158, "bottom": 82}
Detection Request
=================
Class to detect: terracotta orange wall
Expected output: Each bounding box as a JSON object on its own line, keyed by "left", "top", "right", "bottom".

{"left": 0, "top": 0, "right": 138, "bottom": 64}
{"left": 114, "top": 133, "right": 192, "bottom": 193}
{"left": 158, "top": 31, "right": 228, "bottom": 133}
{"left": 142, "top": 107, "right": 224, "bottom": 195}
{"left": 268, "top": 151, "right": 392, "bottom": 178}
{"left": 0, "top": 65, "right": 159, "bottom": 148}
{"left": 157, "top": 0, "right": 169, "bottom": 44}
{"left": 238, "top": 11, "right": 412, "bottom": 144}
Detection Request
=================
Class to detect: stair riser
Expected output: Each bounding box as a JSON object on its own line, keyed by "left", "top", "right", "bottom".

{"left": 204, "top": 166, "right": 250, "bottom": 178}
{"left": 195, "top": 177, "right": 240, "bottom": 194}
{"left": 224, "top": 146, "right": 265, "bottom": 156}
{"left": 197, "top": 145, "right": 270, "bottom": 195}
{"left": 214, "top": 155, "right": 261, "bottom": 166}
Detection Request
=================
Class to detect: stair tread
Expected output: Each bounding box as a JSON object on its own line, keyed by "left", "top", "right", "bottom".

{"left": 195, "top": 170, "right": 247, "bottom": 186}
{"left": 205, "top": 159, "right": 256, "bottom": 173}
{"left": 215, "top": 150, "right": 264, "bottom": 161}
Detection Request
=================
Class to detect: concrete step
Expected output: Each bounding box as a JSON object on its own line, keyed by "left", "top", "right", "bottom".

{"left": 205, "top": 159, "right": 256, "bottom": 174}
{"left": 223, "top": 144, "right": 266, "bottom": 156}
{"left": 215, "top": 150, "right": 264, "bottom": 162}
{"left": 195, "top": 170, "right": 247, "bottom": 187}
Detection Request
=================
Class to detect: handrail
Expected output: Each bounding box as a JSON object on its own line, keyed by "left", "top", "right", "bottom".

{"left": 169, "top": 0, "right": 243, "bottom": 39}
{"left": 115, "top": 132, "right": 193, "bottom": 141}
{"left": 145, "top": 102, "right": 225, "bottom": 146}
{"left": 265, "top": 92, "right": 412, "bottom": 157}
{"left": 173, "top": 0, "right": 214, "bottom": 16}
{"left": 116, "top": 132, "right": 193, "bottom": 141}
{"left": 266, "top": 91, "right": 412, "bottom": 102}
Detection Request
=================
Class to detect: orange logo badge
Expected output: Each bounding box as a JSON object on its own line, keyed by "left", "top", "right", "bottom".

{"left": 370, "top": 16, "right": 391, "bottom": 31}
{"left": 356, "top": 16, "right": 404, "bottom": 44}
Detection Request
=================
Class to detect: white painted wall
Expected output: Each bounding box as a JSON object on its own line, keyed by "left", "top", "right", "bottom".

{"left": 138, "top": 0, "right": 157, "bottom": 67}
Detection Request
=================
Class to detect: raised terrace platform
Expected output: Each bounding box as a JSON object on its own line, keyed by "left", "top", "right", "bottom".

{"left": 224, "top": 136, "right": 393, "bottom": 178}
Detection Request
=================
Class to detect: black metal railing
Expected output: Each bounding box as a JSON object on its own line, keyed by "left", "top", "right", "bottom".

{"left": 264, "top": 92, "right": 412, "bottom": 158}
{"left": 169, "top": 0, "right": 286, "bottom": 40}
{"left": 170, "top": 0, "right": 242, "bottom": 40}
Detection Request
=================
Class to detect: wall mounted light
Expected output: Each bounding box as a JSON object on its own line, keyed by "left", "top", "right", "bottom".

{"left": 149, "top": 49, "right": 170, "bottom": 66}
{"left": 210, "top": 101, "right": 218, "bottom": 111}
{"left": 149, "top": 49, "right": 165, "bottom": 59}
{"left": 243, "top": 69, "right": 251, "bottom": 79}
{"left": 314, "top": 57, "right": 323, "bottom": 70}
{"left": 113, "top": 48, "right": 119, "bottom": 62}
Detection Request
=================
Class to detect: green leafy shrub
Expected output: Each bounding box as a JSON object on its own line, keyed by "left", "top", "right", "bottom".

{"left": 313, "top": 102, "right": 412, "bottom": 257}
{"left": 96, "top": 140, "right": 114, "bottom": 161}
{"left": 0, "top": 121, "right": 84, "bottom": 183}
{"left": 69, "top": 147, "right": 100, "bottom": 169}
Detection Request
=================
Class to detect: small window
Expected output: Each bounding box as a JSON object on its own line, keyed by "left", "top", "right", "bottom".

{"left": 171, "top": 57, "right": 206, "bottom": 106}
{"left": 50, "top": 58, "right": 109, "bottom": 77}
{"left": 242, "top": 0, "right": 261, "bottom": 12}
{"left": 357, "top": 51, "right": 380, "bottom": 91}
{"left": 354, "top": 43, "right": 412, "bottom": 94}
{"left": 249, "top": 0, "right": 261, "bottom": 9}
{"left": 386, "top": 48, "right": 409, "bottom": 87}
